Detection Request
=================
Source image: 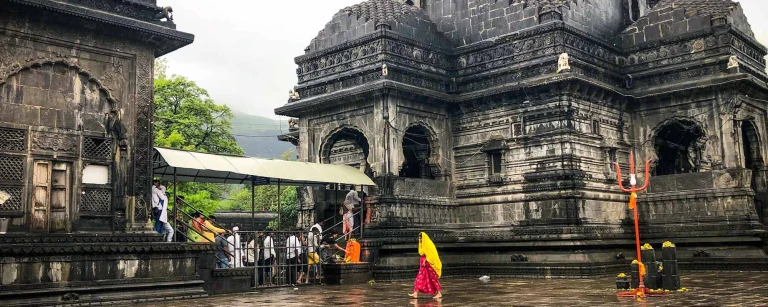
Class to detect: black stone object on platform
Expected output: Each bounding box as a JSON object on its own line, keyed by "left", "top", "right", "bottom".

{"left": 662, "top": 246, "right": 681, "bottom": 291}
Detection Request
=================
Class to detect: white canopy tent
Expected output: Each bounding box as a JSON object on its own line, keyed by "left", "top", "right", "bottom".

{"left": 152, "top": 147, "right": 375, "bottom": 231}
{"left": 152, "top": 147, "right": 375, "bottom": 186}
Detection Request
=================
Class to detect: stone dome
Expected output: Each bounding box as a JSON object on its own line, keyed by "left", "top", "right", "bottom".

{"left": 305, "top": 0, "right": 453, "bottom": 53}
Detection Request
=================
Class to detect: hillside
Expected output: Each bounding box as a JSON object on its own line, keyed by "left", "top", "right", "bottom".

{"left": 231, "top": 111, "right": 294, "bottom": 159}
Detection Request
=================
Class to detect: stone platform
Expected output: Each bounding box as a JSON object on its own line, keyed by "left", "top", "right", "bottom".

{"left": 364, "top": 221, "right": 768, "bottom": 280}
{"left": 0, "top": 233, "right": 216, "bottom": 306}
{"left": 129, "top": 272, "right": 768, "bottom": 307}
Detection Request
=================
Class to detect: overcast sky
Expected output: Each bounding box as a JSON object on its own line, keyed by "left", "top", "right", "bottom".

{"left": 159, "top": 0, "right": 768, "bottom": 121}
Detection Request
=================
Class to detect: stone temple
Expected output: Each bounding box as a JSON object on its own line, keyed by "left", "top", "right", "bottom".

{"left": 276, "top": 0, "right": 768, "bottom": 278}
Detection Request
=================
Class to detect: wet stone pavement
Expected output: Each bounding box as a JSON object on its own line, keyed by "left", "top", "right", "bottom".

{"left": 132, "top": 272, "right": 768, "bottom": 307}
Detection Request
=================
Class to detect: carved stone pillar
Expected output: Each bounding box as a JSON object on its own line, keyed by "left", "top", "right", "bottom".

{"left": 128, "top": 49, "right": 155, "bottom": 232}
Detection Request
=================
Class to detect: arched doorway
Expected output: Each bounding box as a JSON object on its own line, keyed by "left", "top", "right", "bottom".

{"left": 400, "top": 125, "right": 434, "bottom": 179}
{"left": 320, "top": 127, "right": 371, "bottom": 175}
{"left": 653, "top": 119, "right": 705, "bottom": 176}
{"left": 742, "top": 120, "right": 765, "bottom": 222}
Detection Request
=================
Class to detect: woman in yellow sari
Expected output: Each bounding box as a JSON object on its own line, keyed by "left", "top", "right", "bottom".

{"left": 409, "top": 232, "right": 442, "bottom": 299}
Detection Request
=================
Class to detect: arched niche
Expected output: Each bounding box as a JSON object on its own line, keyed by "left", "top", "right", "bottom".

{"left": 0, "top": 61, "right": 121, "bottom": 135}
{"left": 319, "top": 125, "right": 372, "bottom": 176}
{"left": 652, "top": 118, "right": 707, "bottom": 176}
{"left": 399, "top": 122, "right": 442, "bottom": 180}
{"left": 741, "top": 120, "right": 766, "bottom": 223}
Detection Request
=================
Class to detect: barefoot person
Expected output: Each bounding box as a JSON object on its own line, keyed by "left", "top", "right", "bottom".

{"left": 409, "top": 232, "right": 442, "bottom": 299}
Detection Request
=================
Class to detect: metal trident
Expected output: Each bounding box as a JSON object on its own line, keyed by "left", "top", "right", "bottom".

{"left": 614, "top": 151, "right": 654, "bottom": 298}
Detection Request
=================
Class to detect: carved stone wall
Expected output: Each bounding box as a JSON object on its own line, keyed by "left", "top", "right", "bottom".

{"left": 276, "top": 0, "right": 768, "bottom": 276}
{"left": 0, "top": 5, "right": 160, "bottom": 232}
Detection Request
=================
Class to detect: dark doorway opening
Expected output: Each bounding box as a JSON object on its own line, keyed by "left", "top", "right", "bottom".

{"left": 653, "top": 119, "right": 705, "bottom": 176}
{"left": 401, "top": 125, "right": 434, "bottom": 179}
{"left": 742, "top": 121, "right": 764, "bottom": 222}
{"left": 322, "top": 128, "right": 371, "bottom": 176}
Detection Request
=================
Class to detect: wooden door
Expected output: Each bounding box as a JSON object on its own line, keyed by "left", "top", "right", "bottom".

{"left": 49, "top": 162, "right": 71, "bottom": 233}
{"left": 31, "top": 161, "right": 51, "bottom": 233}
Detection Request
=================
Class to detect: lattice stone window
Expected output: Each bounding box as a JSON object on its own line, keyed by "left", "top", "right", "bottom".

{"left": 83, "top": 137, "right": 113, "bottom": 159}
{"left": 80, "top": 188, "right": 112, "bottom": 214}
{"left": 0, "top": 186, "right": 23, "bottom": 212}
{"left": 0, "top": 156, "right": 24, "bottom": 181}
{"left": 0, "top": 128, "right": 26, "bottom": 152}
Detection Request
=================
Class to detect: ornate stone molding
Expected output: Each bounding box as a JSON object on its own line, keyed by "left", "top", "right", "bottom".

{"left": 31, "top": 132, "right": 78, "bottom": 153}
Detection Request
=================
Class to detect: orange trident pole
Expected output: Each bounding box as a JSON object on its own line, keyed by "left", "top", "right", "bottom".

{"left": 615, "top": 152, "right": 660, "bottom": 298}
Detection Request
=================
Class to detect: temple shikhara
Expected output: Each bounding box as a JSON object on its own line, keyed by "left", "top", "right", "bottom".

{"left": 276, "top": 0, "right": 768, "bottom": 279}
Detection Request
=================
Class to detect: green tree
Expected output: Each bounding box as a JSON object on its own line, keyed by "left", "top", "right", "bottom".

{"left": 154, "top": 58, "right": 169, "bottom": 80}
{"left": 153, "top": 61, "right": 244, "bottom": 215}
{"left": 154, "top": 75, "right": 243, "bottom": 155}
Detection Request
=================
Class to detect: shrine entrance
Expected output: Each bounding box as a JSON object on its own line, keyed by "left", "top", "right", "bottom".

{"left": 741, "top": 120, "right": 766, "bottom": 223}
{"left": 30, "top": 160, "right": 72, "bottom": 233}
{"left": 400, "top": 125, "right": 434, "bottom": 179}
{"left": 653, "top": 119, "right": 705, "bottom": 176}
{"left": 321, "top": 127, "right": 371, "bottom": 175}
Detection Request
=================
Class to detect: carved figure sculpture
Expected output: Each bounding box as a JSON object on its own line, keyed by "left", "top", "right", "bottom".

{"left": 288, "top": 117, "right": 299, "bottom": 130}
{"left": 154, "top": 6, "right": 174, "bottom": 21}
{"left": 557, "top": 53, "right": 571, "bottom": 73}
{"left": 289, "top": 88, "right": 301, "bottom": 102}
{"left": 727, "top": 56, "right": 739, "bottom": 69}
{"left": 382, "top": 64, "right": 388, "bottom": 76}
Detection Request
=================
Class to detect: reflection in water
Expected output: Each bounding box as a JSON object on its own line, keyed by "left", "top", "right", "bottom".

{"left": 128, "top": 272, "right": 768, "bottom": 307}
{"left": 410, "top": 298, "right": 442, "bottom": 307}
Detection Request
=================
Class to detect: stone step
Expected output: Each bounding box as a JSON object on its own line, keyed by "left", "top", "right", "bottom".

{"left": 0, "top": 279, "right": 208, "bottom": 306}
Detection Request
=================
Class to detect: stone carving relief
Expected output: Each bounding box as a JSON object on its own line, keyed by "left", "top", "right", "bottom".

{"left": 154, "top": 7, "right": 174, "bottom": 21}
{"left": 1, "top": 7, "right": 155, "bottom": 229}
{"left": 100, "top": 58, "right": 126, "bottom": 92}
{"left": 288, "top": 88, "right": 301, "bottom": 102}
{"left": 557, "top": 53, "right": 571, "bottom": 73}
{"left": 32, "top": 133, "right": 77, "bottom": 153}
{"left": 727, "top": 55, "right": 740, "bottom": 70}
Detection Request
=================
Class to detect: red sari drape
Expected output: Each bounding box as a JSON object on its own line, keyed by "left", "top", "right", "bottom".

{"left": 413, "top": 256, "right": 441, "bottom": 295}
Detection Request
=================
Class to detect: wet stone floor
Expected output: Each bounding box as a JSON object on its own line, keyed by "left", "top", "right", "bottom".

{"left": 134, "top": 272, "right": 768, "bottom": 307}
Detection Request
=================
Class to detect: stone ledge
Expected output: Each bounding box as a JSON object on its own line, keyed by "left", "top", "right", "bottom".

{"left": 322, "top": 262, "right": 373, "bottom": 285}
{"left": 0, "top": 233, "right": 164, "bottom": 244}
{"left": 0, "top": 242, "right": 217, "bottom": 255}
{"left": 0, "top": 278, "right": 207, "bottom": 306}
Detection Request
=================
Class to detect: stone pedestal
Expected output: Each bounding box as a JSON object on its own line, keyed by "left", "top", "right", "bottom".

{"left": 204, "top": 268, "right": 255, "bottom": 295}
{"left": 646, "top": 261, "right": 662, "bottom": 289}
{"left": 359, "top": 240, "right": 382, "bottom": 263}
{"left": 630, "top": 262, "right": 640, "bottom": 288}
{"left": 322, "top": 262, "right": 373, "bottom": 285}
{"left": 662, "top": 246, "right": 680, "bottom": 290}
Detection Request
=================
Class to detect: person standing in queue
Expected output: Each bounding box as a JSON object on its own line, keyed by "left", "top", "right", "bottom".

{"left": 285, "top": 231, "right": 302, "bottom": 286}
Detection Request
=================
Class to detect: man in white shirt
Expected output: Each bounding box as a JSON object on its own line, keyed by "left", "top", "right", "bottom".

{"left": 259, "top": 232, "right": 276, "bottom": 285}
{"left": 285, "top": 231, "right": 302, "bottom": 285}
{"left": 345, "top": 189, "right": 360, "bottom": 210}
{"left": 151, "top": 181, "right": 173, "bottom": 242}
{"left": 227, "top": 227, "right": 243, "bottom": 268}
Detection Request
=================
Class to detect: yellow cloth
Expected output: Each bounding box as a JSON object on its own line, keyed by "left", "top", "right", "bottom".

{"left": 308, "top": 252, "right": 320, "bottom": 264}
{"left": 629, "top": 192, "right": 637, "bottom": 209}
{"left": 187, "top": 219, "right": 203, "bottom": 242}
{"left": 202, "top": 220, "right": 225, "bottom": 242}
{"left": 418, "top": 232, "right": 442, "bottom": 278}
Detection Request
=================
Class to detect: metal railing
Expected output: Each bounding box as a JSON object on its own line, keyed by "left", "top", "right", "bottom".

{"left": 155, "top": 192, "right": 367, "bottom": 287}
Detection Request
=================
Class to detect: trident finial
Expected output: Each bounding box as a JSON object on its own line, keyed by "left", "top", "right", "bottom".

{"left": 615, "top": 151, "right": 652, "bottom": 193}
